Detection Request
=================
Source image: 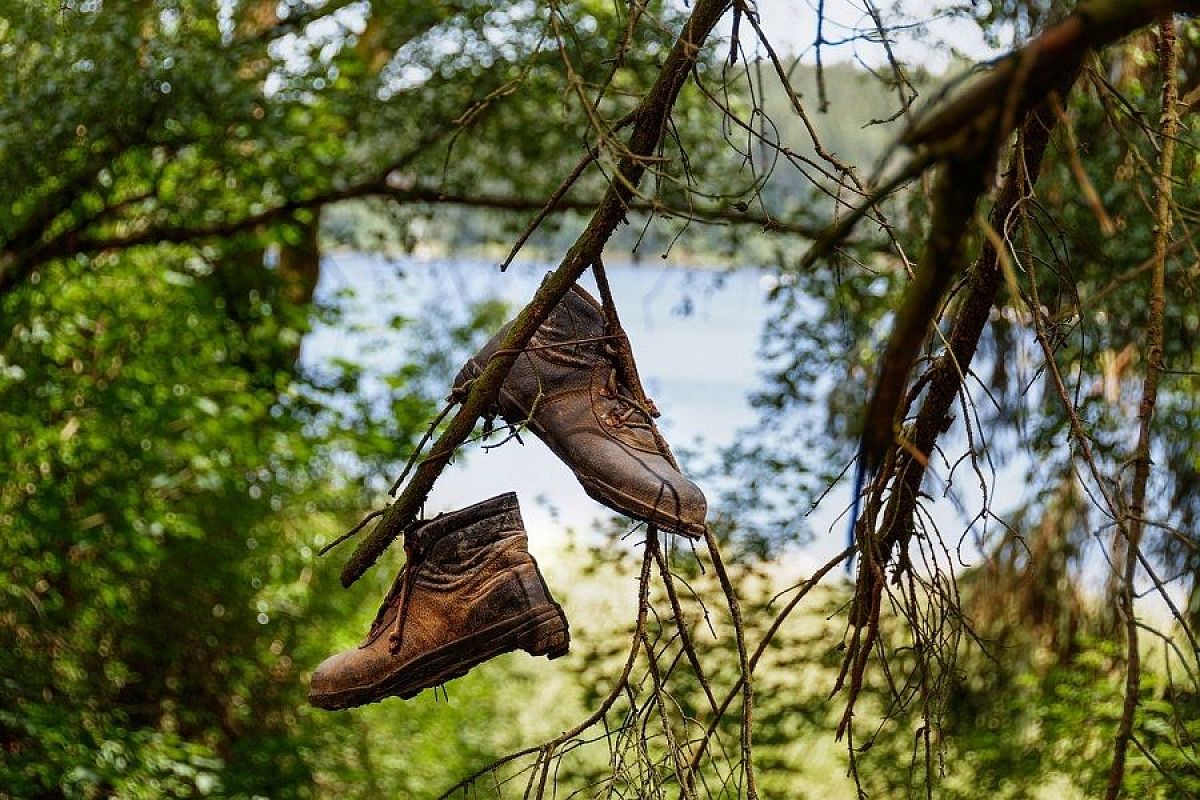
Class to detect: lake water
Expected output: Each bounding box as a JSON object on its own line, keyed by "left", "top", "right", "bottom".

{"left": 303, "top": 252, "right": 1028, "bottom": 581}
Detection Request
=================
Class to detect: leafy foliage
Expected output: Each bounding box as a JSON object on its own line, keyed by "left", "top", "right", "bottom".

{"left": 0, "top": 241, "right": 522, "bottom": 796}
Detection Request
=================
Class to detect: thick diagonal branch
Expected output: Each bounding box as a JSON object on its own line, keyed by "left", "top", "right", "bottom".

{"left": 903, "top": 0, "right": 1182, "bottom": 155}
{"left": 798, "top": 0, "right": 1183, "bottom": 282}
{"left": 339, "top": 0, "right": 734, "bottom": 587}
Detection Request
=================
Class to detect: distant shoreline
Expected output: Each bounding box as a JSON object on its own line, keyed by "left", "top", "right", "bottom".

{"left": 322, "top": 241, "right": 755, "bottom": 273}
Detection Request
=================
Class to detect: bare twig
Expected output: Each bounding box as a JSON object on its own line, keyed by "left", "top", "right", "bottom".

{"left": 703, "top": 528, "right": 758, "bottom": 799}
{"left": 436, "top": 545, "right": 657, "bottom": 799}
{"left": 1105, "top": 15, "right": 1178, "bottom": 799}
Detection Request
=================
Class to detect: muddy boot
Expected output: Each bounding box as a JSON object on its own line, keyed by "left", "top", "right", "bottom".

{"left": 309, "top": 493, "right": 569, "bottom": 710}
{"left": 454, "top": 285, "right": 707, "bottom": 538}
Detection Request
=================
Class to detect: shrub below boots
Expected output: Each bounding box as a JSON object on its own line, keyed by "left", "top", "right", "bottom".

{"left": 309, "top": 493, "right": 568, "bottom": 710}
{"left": 454, "top": 285, "right": 707, "bottom": 538}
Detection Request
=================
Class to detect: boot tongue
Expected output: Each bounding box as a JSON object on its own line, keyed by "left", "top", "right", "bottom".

{"left": 406, "top": 492, "right": 518, "bottom": 553}
{"left": 360, "top": 496, "right": 522, "bottom": 649}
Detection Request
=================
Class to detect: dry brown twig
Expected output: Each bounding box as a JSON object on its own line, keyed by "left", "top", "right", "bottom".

{"left": 1106, "top": 15, "right": 1178, "bottom": 799}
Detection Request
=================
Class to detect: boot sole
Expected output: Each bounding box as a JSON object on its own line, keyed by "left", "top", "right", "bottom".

{"left": 309, "top": 605, "right": 569, "bottom": 710}
{"left": 465, "top": 359, "right": 706, "bottom": 540}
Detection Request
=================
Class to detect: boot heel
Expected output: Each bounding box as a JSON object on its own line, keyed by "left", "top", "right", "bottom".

{"left": 522, "top": 612, "right": 570, "bottom": 660}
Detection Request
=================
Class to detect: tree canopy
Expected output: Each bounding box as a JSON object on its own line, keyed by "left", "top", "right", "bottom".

{"left": 2, "top": 0, "right": 1199, "bottom": 797}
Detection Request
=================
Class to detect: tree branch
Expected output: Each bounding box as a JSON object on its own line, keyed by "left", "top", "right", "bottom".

{"left": 844, "top": 92, "right": 1070, "bottom": 738}
{"left": 1, "top": 180, "right": 843, "bottom": 297}
{"left": 1106, "top": 14, "right": 1178, "bottom": 798}
{"left": 338, "top": 0, "right": 735, "bottom": 587}
{"left": 902, "top": 0, "right": 1182, "bottom": 155}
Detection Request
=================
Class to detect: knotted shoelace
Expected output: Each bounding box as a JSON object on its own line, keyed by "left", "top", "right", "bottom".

{"left": 598, "top": 344, "right": 655, "bottom": 431}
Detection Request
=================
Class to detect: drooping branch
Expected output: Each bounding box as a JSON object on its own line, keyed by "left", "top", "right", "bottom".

{"left": 829, "top": 0, "right": 1195, "bottom": 656}
{"left": 851, "top": 0, "right": 1190, "bottom": 475}
{"left": 685, "top": 545, "right": 855, "bottom": 777}
{"left": 703, "top": 526, "right": 758, "bottom": 799}
{"left": 836, "top": 87, "right": 1072, "bottom": 737}
{"left": 339, "top": 0, "right": 735, "bottom": 587}
{"left": 855, "top": 155, "right": 990, "bottom": 477}
{"left": 853, "top": 88, "right": 1070, "bottom": 619}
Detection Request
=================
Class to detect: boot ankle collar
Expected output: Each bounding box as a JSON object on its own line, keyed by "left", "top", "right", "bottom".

{"left": 406, "top": 492, "right": 520, "bottom": 555}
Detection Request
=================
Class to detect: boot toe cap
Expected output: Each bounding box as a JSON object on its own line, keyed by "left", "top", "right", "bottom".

{"left": 308, "top": 649, "right": 368, "bottom": 710}
{"left": 578, "top": 465, "right": 707, "bottom": 537}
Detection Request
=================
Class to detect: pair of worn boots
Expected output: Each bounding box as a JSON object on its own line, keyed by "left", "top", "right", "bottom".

{"left": 310, "top": 285, "right": 706, "bottom": 709}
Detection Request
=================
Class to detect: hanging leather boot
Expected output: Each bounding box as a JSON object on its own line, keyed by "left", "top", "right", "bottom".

{"left": 453, "top": 285, "right": 707, "bottom": 538}
{"left": 309, "top": 493, "right": 569, "bottom": 710}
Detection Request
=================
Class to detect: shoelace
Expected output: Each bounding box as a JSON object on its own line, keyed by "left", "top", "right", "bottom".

{"left": 597, "top": 337, "right": 681, "bottom": 467}
{"left": 364, "top": 539, "right": 420, "bottom": 654}
{"left": 598, "top": 346, "right": 654, "bottom": 431}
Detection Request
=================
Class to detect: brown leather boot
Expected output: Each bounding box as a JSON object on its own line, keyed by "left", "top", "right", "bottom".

{"left": 454, "top": 285, "right": 707, "bottom": 538}
{"left": 309, "top": 493, "right": 569, "bottom": 710}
